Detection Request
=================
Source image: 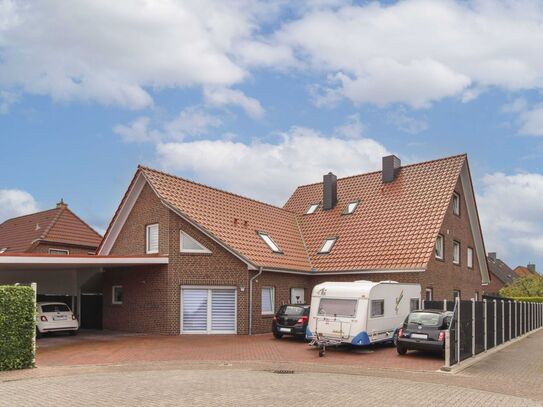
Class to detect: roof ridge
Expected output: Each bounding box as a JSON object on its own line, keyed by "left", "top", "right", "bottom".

{"left": 0, "top": 207, "right": 59, "bottom": 226}
{"left": 292, "top": 153, "right": 467, "bottom": 189}
{"left": 39, "top": 206, "right": 65, "bottom": 240}
{"left": 61, "top": 207, "right": 103, "bottom": 239}
{"left": 138, "top": 165, "right": 298, "bottom": 215}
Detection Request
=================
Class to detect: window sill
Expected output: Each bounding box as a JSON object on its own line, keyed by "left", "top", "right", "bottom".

{"left": 261, "top": 313, "right": 275, "bottom": 317}
{"left": 435, "top": 257, "right": 445, "bottom": 262}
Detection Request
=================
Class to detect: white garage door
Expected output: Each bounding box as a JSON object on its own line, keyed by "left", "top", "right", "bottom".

{"left": 181, "top": 287, "right": 236, "bottom": 334}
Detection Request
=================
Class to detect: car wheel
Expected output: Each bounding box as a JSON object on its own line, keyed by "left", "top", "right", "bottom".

{"left": 273, "top": 332, "right": 283, "bottom": 339}
{"left": 396, "top": 345, "right": 408, "bottom": 355}
{"left": 36, "top": 329, "right": 43, "bottom": 339}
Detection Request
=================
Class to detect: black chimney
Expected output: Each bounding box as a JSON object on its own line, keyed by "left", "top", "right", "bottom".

{"left": 488, "top": 252, "right": 497, "bottom": 261}
{"left": 323, "top": 172, "right": 337, "bottom": 210}
{"left": 382, "top": 155, "right": 401, "bottom": 183}
{"left": 528, "top": 263, "right": 537, "bottom": 274}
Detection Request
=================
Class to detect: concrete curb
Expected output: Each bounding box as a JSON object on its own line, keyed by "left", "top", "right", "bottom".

{"left": 440, "top": 326, "right": 543, "bottom": 374}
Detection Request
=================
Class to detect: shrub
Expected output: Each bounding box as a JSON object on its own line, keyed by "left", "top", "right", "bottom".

{"left": 499, "top": 275, "right": 543, "bottom": 298}
{"left": 509, "top": 297, "right": 543, "bottom": 303}
{"left": 0, "top": 286, "right": 36, "bottom": 371}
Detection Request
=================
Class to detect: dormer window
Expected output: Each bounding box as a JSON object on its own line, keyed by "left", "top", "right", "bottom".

{"left": 344, "top": 201, "right": 359, "bottom": 215}
{"left": 319, "top": 237, "right": 337, "bottom": 254}
{"left": 452, "top": 192, "right": 460, "bottom": 216}
{"left": 306, "top": 203, "right": 319, "bottom": 214}
{"left": 258, "top": 232, "right": 282, "bottom": 253}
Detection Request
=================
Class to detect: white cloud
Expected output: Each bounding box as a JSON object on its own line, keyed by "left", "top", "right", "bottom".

{"left": 0, "top": 189, "right": 39, "bottom": 222}
{"left": 156, "top": 125, "right": 389, "bottom": 204}
{"left": 478, "top": 172, "right": 543, "bottom": 263}
{"left": 0, "top": 0, "right": 274, "bottom": 108}
{"left": 518, "top": 105, "right": 543, "bottom": 136}
{"left": 204, "top": 87, "right": 265, "bottom": 119}
{"left": 113, "top": 107, "right": 222, "bottom": 143}
{"left": 387, "top": 108, "right": 429, "bottom": 135}
{"left": 273, "top": 0, "right": 543, "bottom": 107}
{"left": 0, "top": 90, "right": 18, "bottom": 113}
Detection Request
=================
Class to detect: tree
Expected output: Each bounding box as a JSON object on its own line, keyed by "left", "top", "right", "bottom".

{"left": 500, "top": 275, "right": 543, "bottom": 298}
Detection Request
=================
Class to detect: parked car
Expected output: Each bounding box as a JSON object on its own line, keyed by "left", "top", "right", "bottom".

{"left": 36, "top": 302, "right": 79, "bottom": 338}
{"left": 396, "top": 309, "right": 453, "bottom": 355}
{"left": 272, "top": 304, "right": 310, "bottom": 339}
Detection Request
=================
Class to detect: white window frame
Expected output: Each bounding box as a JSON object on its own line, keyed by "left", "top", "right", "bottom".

{"left": 146, "top": 223, "right": 159, "bottom": 254}
{"left": 261, "top": 287, "right": 275, "bottom": 315}
{"left": 467, "top": 247, "right": 474, "bottom": 269}
{"left": 370, "top": 299, "right": 385, "bottom": 318}
{"left": 453, "top": 240, "right": 460, "bottom": 265}
{"left": 453, "top": 192, "right": 460, "bottom": 216}
{"left": 425, "top": 288, "right": 433, "bottom": 301}
{"left": 48, "top": 248, "right": 70, "bottom": 255}
{"left": 319, "top": 237, "right": 337, "bottom": 254}
{"left": 290, "top": 288, "right": 305, "bottom": 304}
{"left": 112, "top": 285, "right": 123, "bottom": 305}
{"left": 258, "top": 232, "right": 282, "bottom": 253}
{"left": 306, "top": 203, "right": 319, "bottom": 215}
{"left": 180, "top": 231, "right": 211, "bottom": 254}
{"left": 180, "top": 286, "right": 238, "bottom": 334}
{"left": 343, "top": 201, "right": 359, "bottom": 215}
{"left": 435, "top": 234, "right": 444, "bottom": 260}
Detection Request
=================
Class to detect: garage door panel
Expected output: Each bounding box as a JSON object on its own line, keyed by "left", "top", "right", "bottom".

{"left": 182, "top": 289, "right": 208, "bottom": 332}
{"left": 211, "top": 289, "right": 236, "bottom": 332}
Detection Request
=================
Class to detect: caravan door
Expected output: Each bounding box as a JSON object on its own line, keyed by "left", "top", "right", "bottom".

{"left": 314, "top": 298, "right": 357, "bottom": 339}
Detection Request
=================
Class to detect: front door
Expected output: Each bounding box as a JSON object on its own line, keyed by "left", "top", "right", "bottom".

{"left": 181, "top": 287, "right": 236, "bottom": 334}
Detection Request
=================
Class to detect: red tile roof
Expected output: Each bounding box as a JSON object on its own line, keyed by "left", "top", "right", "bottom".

{"left": 513, "top": 266, "right": 538, "bottom": 278}
{"left": 0, "top": 206, "right": 102, "bottom": 253}
{"left": 134, "top": 154, "right": 466, "bottom": 272}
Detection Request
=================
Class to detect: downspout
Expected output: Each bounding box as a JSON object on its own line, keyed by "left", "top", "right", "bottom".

{"left": 248, "top": 267, "right": 263, "bottom": 336}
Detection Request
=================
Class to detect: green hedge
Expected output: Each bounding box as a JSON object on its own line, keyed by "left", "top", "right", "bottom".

{"left": 509, "top": 297, "right": 543, "bottom": 303}
{"left": 0, "top": 286, "right": 36, "bottom": 371}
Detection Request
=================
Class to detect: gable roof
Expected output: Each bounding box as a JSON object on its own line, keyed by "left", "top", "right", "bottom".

{"left": 0, "top": 206, "right": 102, "bottom": 253}
{"left": 487, "top": 256, "right": 516, "bottom": 285}
{"left": 99, "top": 154, "right": 489, "bottom": 281}
{"left": 514, "top": 265, "right": 538, "bottom": 278}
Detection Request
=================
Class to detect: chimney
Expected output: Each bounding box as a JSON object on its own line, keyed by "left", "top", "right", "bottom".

{"left": 382, "top": 155, "right": 401, "bottom": 183}
{"left": 528, "top": 263, "right": 536, "bottom": 274}
{"left": 488, "top": 252, "right": 497, "bottom": 261}
{"left": 323, "top": 172, "right": 338, "bottom": 210}
{"left": 56, "top": 198, "right": 68, "bottom": 209}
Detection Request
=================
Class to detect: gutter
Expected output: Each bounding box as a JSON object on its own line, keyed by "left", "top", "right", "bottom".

{"left": 248, "top": 267, "right": 263, "bottom": 335}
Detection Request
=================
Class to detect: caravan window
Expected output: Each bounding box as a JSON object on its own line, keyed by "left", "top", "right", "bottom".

{"left": 317, "top": 298, "right": 357, "bottom": 318}
{"left": 370, "top": 300, "right": 384, "bottom": 317}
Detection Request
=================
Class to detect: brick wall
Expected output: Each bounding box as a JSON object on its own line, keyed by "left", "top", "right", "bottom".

{"left": 32, "top": 242, "right": 95, "bottom": 255}
{"left": 485, "top": 273, "right": 505, "bottom": 295}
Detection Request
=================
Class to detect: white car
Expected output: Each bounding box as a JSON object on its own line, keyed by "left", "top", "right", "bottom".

{"left": 36, "top": 302, "right": 79, "bottom": 337}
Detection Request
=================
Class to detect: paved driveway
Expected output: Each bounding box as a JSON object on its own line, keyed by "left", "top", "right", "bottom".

{"left": 36, "top": 330, "right": 443, "bottom": 371}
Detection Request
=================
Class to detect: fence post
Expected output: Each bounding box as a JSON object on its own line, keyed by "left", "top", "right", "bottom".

{"left": 515, "top": 301, "right": 518, "bottom": 338}
{"left": 472, "top": 298, "right": 475, "bottom": 356}
{"left": 483, "top": 299, "right": 487, "bottom": 352}
{"left": 456, "top": 297, "right": 461, "bottom": 363}
{"left": 494, "top": 300, "right": 497, "bottom": 347}
{"left": 502, "top": 300, "right": 505, "bottom": 344}
{"left": 444, "top": 299, "right": 447, "bottom": 311}
{"left": 445, "top": 330, "right": 450, "bottom": 368}
{"left": 523, "top": 302, "right": 526, "bottom": 335}
{"left": 509, "top": 300, "right": 512, "bottom": 341}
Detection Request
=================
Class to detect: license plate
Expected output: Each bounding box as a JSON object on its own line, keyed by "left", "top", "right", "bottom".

{"left": 53, "top": 315, "right": 67, "bottom": 321}
{"left": 279, "top": 328, "right": 291, "bottom": 333}
{"left": 410, "top": 333, "right": 428, "bottom": 339}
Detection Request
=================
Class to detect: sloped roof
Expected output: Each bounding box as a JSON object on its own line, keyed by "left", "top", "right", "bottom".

{"left": 514, "top": 266, "right": 538, "bottom": 278}
{"left": 101, "top": 154, "right": 473, "bottom": 273}
{"left": 487, "top": 256, "right": 516, "bottom": 285}
{"left": 284, "top": 154, "right": 467, "bottom": 271}
{"left": 140, "top": 167, "right": 312, "bottom": 271}
{"left": 0, "top": 206, "right": 102, "bottom": 253}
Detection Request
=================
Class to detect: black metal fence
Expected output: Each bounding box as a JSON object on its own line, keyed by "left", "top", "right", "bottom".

{"left": 423, "top": 298, "right": 543, "bottom": 368}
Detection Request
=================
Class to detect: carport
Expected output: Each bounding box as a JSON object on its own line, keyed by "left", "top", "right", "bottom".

{"left": 0, "top": 254, "right": 168, "bottom": 328}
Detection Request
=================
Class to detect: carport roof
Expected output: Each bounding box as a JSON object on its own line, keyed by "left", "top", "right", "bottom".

{"left": 0, "top": 253, "right": 168, "bottom": 270}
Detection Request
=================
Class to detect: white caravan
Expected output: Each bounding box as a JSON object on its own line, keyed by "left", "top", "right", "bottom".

{"left": 307, "top": 281, "right": 420, "bottom": 353}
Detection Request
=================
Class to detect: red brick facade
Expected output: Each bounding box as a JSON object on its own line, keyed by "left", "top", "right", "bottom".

{"left": 102, "top": 175, "right": 490, "bottom": 335}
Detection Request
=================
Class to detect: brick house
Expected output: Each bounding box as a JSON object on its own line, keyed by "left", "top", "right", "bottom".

{"left": 98, "top": 153, "right": 491, "bottom": 335}
{"left": 0, "top": 200, "right": 102, "bottom": 255}
{"left": 486, "top": 252, "right": 517, "bottom": 294}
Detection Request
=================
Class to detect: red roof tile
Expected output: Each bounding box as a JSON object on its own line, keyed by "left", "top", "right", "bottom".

{"left": 0, "top": 206, "right": 102, "bottom": 253}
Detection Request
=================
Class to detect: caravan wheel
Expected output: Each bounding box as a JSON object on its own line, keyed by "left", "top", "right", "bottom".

{"left": 319, "top": 349, "right": 325, "bottom": 357}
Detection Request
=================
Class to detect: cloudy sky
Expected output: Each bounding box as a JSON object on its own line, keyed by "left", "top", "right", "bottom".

{"left": 1, "top": 0, "right": 543, "bottom": 269}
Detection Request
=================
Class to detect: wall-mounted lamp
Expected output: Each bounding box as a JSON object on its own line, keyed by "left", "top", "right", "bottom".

{"left": 239, "top": 284, "right": 245, "bottom": 292}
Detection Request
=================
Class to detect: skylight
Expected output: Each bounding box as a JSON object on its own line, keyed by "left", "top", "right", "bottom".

{"left": 258, "top": 232, "right": 282, "bottom": 253}
{"left": 319, "top": 238, "right": 337, "bottom": 254}
{"left": 344, "top": 201, "right": 359, "bottom": 215}
{"left": 306, "top": 203, "right": 319, "bottom": 214}
{"left": 0, "top": 247, "right": 7, "bottom": 253}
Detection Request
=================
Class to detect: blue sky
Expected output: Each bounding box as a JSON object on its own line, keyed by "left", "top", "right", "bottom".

{"left": 1, "top": 0, "right": 543, "bottom": 270}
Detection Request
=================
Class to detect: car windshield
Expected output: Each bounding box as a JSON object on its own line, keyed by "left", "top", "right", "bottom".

{"left": 317, "top": 298, "right": 357, "bottom": 318}
{"left": 41, "top": 304, "right": 70, "bottom": 313}
{"left": 280, "top": 306, "right": 305, "bottom": 316}
{"left": 407, "top": 312, "right": 441, "bottom": 326}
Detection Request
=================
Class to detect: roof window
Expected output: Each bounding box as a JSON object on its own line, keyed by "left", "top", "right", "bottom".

{"left": 258, "top": 232, "right": 282, "bottom": 253}
{"left": 344, "top": 201, "right": 359, "bottom": 215}
{"left": 319, "top": 237, "right": 337, "bottom": 254}
{"left": 0, "top": 247, "right": 7, "bottom": 253}
{"left": 306, "top": 203, "right": 319, "bottom": 214}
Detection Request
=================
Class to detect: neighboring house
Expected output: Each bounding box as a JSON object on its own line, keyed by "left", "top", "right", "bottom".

{"left": 0, "top": 200, "right": 102, "bottom": 255}
{"left": 514, "top": 263, "right": 538, "bottom": 278}
{"left": 98, "top": 153, "right": 491, "bottom": 335}
{"left": 486, "top": 252, "right": 517, "bottom": 294}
